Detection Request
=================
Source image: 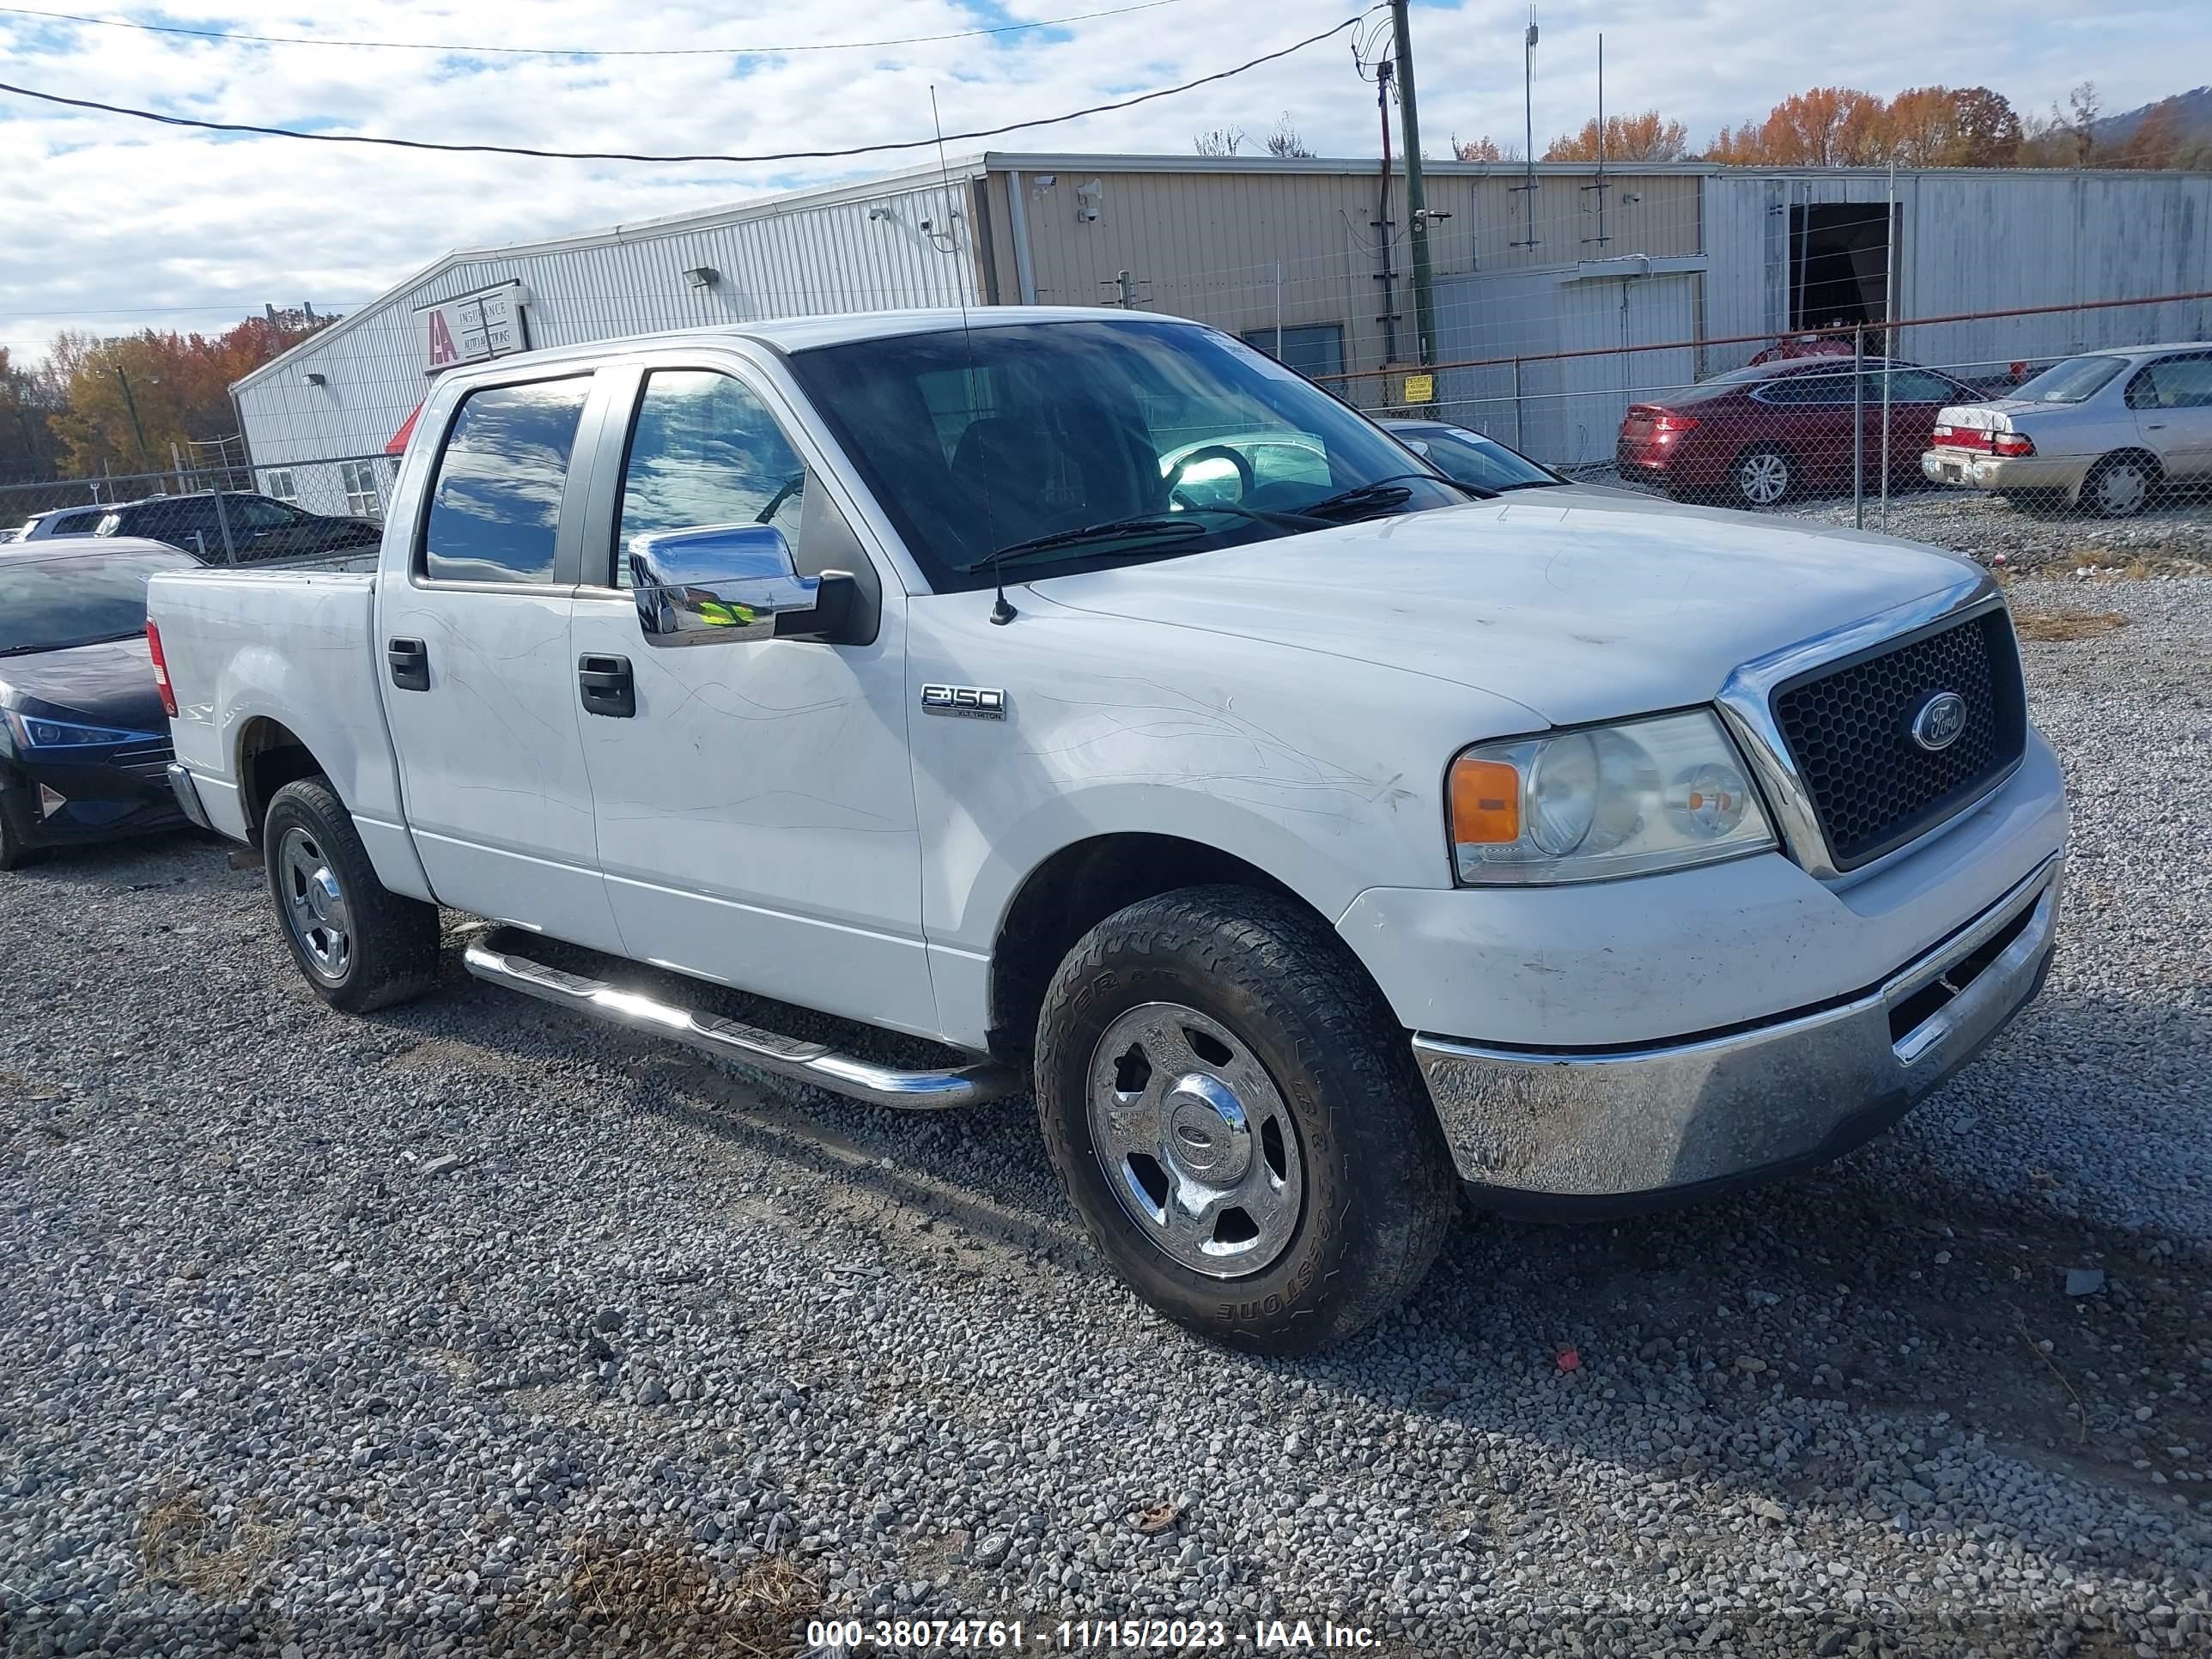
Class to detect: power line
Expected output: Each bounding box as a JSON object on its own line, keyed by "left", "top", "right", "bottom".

{"left": 0, "top": 10, "right": 1374, "bottom": 165}
{"left": 0, "top": 0, "right": 1193, "bottom": 58}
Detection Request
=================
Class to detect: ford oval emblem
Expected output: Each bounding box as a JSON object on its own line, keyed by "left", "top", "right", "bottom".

{"left": 1910, "top": 690, "right": 1968, "bottom": 752}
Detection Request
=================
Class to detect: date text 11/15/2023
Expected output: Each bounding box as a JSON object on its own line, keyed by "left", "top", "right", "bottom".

{"left": 802, "top": 1618, "right": 1382, "bottom": 1650}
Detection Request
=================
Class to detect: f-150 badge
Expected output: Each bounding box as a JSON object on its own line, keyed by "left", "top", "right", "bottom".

{"left": 921, "top": 684, "right": 1007, "bottom": 720}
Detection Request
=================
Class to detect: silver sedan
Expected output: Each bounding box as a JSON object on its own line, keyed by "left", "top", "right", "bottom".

{"left": 1922, "top": 342, "right": 2212, "bottom": 517}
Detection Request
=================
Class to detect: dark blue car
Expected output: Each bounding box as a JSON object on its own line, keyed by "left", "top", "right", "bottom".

{"left": 0, "top": 541, "right": 197, "bottom": 869}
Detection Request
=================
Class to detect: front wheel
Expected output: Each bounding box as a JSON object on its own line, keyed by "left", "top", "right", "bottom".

{"left": 2083, "top": 452, "right": 2158, "bottom": 519}
{"left": 263, "top": 777, "right": 440, "bottom": 1013}
{"left": 1035, "top": 886, "right": 1458, "bottom": 1354}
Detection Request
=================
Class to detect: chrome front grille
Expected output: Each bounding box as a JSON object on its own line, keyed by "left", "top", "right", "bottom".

{"left": 1771, "top": 610, "right": 2026, "bottom": 871}
{"left": 1717, "top": 579, "right": 2029, "bottom": 884}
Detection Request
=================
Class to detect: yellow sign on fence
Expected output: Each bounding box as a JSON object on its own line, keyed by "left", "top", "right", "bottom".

{"left": 1402, "top": 372, "right": 1435, "bottom": 404}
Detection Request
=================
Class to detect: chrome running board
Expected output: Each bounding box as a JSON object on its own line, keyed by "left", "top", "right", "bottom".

{"left": 462, "top": 939, "right": 1018, "bottom": 1110}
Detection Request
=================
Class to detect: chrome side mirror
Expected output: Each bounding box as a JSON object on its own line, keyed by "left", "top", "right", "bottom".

{"left": 629, "top": 524, "right": 854, "bottom": 647}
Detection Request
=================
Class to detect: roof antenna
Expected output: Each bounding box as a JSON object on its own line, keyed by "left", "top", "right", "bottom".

{"left": 931, "top": 85, "right": 1015, "bottom": 625}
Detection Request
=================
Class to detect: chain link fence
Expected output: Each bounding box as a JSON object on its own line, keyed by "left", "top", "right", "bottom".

{"left": 0, "top": 452, "right": 395, "bottom": 563}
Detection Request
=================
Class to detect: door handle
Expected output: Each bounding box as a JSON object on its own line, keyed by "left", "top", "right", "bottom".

{"left": 578, "top": 653, "right": 635, "bottom": 719}
{"left": 386, "top": 636, "right": 429, "bottom": 691}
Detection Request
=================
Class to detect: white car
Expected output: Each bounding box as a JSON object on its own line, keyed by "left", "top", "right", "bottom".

{"left": 8, "top": 502, "right": 113, "bottom": 543}
{"left": 1923, "top": 343, "right": 2212, "bottom": 517}
{"left": 145, "top": 309, "right": 2065, "bottom": 1352}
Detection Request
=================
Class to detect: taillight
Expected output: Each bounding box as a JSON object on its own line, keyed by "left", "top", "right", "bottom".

{"left": 1932, "top": 423, "right": 1992, "bottom": 452}
{"left": 147, "top": 620, "right": 178, "bottom": 718}
{"left": 1651, "top": 413, "right": 1699, "bottom": 434}
{"left": 1992, "top": 431, "right": 2035, "bottom": 458}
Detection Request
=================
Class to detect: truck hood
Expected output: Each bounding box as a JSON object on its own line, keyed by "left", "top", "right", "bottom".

{"left": 1030, "top": 497, "right": 1980, "bottom": 728}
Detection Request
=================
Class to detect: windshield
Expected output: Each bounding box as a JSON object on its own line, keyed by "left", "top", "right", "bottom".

{"left": 2013, "top": 356, "right": 2127, "bottom": 404}
{"left": 0, "top": 551, "right": 190, "bottom": 655}
{"left": 1405, "top": 428, "right": 1559, "bottom": 491}
{"left": 785, "top": 319, "right": 1468, "bottom": 591}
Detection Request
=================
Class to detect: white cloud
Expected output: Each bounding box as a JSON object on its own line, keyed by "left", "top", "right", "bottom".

{"left": 2, "top": 0, "right": 2204, "bottom": 360}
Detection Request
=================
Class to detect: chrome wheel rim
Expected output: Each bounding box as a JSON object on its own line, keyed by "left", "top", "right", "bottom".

{"left": 1737, "top": 452, "right": 1790, "bottom": 506}
{"left": 1086, "top": 1002, "right": 1304, "bottom": 1279}
{"left": 277, "top": 826, "right": 352, "bottom": 983}
{"left": 2096, "top": 462, "right": 2148, "bottom": 516}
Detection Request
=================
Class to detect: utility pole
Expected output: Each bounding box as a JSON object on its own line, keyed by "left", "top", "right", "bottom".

{"left": 1389, "top": 0, "right": 1437, "bottom": 365}
{"left": 113, "top": 365, "right": 151, "bottom": 474}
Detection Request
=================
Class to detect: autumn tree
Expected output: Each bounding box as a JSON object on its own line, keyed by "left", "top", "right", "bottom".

{"left": 1542, "top": 110, "right": 1690, "bottom": 162}
{"left": 1264, "top": 112, "right": 1315, "bottom": 159}
{"left": 1451, "top": 133, "right": 1519, "bottom": 162}
{"left": 44, "top": 313, "right": 325, "bottom": 478}
{"left": 1948, "top": 87, "right": 2023, "bottom": 166}
{"left": 0, "top": 347, "right": 65, "bottom": 483}
{"left": 2117, "top": 98, "right": 2186, "bottom": 169}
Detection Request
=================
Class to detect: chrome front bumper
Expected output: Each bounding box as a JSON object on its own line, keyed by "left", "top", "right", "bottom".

{"left": 1413, "top": 853, "right": 2061, "bottom": 1211}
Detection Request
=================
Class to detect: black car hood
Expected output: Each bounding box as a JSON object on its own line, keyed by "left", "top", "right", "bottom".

{"left": 0, "top": 636, "right": 166, "bottom": 735}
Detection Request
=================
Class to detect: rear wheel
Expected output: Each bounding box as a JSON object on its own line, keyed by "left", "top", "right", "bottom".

{"left": 1035, "top": 885, "right": 1458, "bottom": 1354}
{"left": 263, "top": 777, "right": 440, "bottom": 1013}
{"left": 1729, "top": 444, "right": 1796, "bottom": 508}
{"left": 2082, "top": 451, "right": 2158, "bottom": 519}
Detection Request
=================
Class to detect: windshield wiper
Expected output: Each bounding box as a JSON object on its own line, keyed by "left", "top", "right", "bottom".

{"left": 1301, "top": 471, "right": 1498, "bottom": 519}
{"left": 956, "top": 514, "right": 1212, "bottom": 574}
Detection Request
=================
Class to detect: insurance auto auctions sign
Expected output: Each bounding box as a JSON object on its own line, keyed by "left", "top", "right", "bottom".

{"left": 415, "top": 281, "right": 529, "bottom": 372}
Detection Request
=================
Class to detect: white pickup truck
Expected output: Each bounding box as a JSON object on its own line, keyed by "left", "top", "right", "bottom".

{"left": 148, "top": 308, "right": 2065, "bottom": 1352}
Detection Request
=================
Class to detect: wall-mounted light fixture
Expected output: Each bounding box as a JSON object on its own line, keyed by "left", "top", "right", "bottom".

{"left": 683, "top": 266, "right": 720, "bottom": 289}
{"left": 302, "top": 371, "right": 327, "bottom": 386}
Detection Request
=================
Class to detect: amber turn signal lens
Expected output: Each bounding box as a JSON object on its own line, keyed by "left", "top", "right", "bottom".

{"left": 1449, "top": 757, "right": 1522, "bottom": 845}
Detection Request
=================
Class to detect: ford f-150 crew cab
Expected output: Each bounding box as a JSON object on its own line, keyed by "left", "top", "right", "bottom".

{"left": 147, "top": 309, "right": 2066, "bottom": 1353}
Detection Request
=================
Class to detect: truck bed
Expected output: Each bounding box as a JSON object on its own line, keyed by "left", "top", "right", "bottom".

{"left": 147, "top": 566, "right": 406, "bottom": 848}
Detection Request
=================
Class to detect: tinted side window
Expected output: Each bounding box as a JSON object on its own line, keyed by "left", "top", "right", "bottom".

{"left": 613, "top": 370, "right": 807, "bottom": 588}
{"left": 422, "top": 378, "right": 592, "bottom": 584}
{"left": 1757, "top": 374, "right": 1850, "bottom": 405}
{"left": 1884, "top": 370, "right": 1963, "bottom": 404}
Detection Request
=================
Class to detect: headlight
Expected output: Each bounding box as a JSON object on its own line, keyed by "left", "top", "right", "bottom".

{"left": 1448, "top": 709, "right": 1775, "bottom": 884}
{"left": 3, "top": 710, "right": 158, "bottom": 750}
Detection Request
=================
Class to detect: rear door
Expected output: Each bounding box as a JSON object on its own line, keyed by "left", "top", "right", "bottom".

{"left": 374, "top": 368, "right": 627, "bottom": 951}
{"left": 1750, "top": 371, "right": 1857, "bottom": 489}
{"left": 2125, "top": 352, "right": 2212, "bottom": 479}
{"left": 565, "top": 352, "right": 936, "bottom": 1036}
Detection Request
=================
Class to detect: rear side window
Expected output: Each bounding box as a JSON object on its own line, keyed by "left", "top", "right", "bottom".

{"left": 2127, "top": 354, "right": 2212, "bottom": 410}
{"left": 422, "top": 377, "right": 592, "bottom": 584}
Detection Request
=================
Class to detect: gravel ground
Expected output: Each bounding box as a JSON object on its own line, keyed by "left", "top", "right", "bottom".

{"left": 4, "top": 580, "right": 2211, "bottom": 1659}
{"left": 1577, "top": 471, "right": 2212, "bottom": 576}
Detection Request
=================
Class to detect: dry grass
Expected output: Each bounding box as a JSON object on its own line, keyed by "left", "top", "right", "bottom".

{"left": 2013, "top": 609, "right": 2130, "bottom": 642}
{"left": 565, "top": 1536, "right": 819, "bottom": 1656}
{"left": 138, "top": 1489, "right": 288, "bottom": 1601}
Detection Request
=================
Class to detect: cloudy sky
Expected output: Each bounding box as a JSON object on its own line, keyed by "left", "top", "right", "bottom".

{"left": 2, "top": 0, "right": 2203, "bottom": 363}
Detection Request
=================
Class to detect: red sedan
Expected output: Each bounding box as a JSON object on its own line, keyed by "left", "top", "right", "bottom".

{"left": 1617, "top": 360, "right": 1982, "bottom": 509}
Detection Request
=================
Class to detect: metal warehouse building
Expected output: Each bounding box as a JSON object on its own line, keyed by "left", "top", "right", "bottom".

{"left": 234, "top": 153, "right": 2212, "bottom": 512}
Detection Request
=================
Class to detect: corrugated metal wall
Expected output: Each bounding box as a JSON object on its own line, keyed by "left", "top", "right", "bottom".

{"left": 1703, "top": 170, "right": 2212, "bottom": 374}
{"left": 234, "top": 173, "right": 978, "bottom": 515}
{"left": 1006, "top": 163, "right": 1700, "bottom": 396}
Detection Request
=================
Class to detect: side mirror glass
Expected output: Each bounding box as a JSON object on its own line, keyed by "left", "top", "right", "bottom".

{"left": 629, "top": 524, "right": 821, "bottom": 646}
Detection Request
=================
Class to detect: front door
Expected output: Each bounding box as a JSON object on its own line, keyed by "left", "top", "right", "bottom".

{"left": 567, "top": 358, "right": 936, "bottom": 1037}
{"left": 376, "top": 370, "right": 625, "bottom": 952}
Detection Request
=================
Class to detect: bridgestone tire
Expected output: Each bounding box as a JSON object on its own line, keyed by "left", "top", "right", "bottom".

{"left": 262, "top": 777, "right": 440, "bottom": 1014}
{"left": 1035, "top": 885, "right": 1458, "bottom": 1354}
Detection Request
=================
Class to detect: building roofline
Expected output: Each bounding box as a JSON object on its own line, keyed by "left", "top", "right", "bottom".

{"left": 234, "top": 146, "right": 2210, "bottom": 394}
{"left": 233, "top": 152, "right": 992, "bottom": 395}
